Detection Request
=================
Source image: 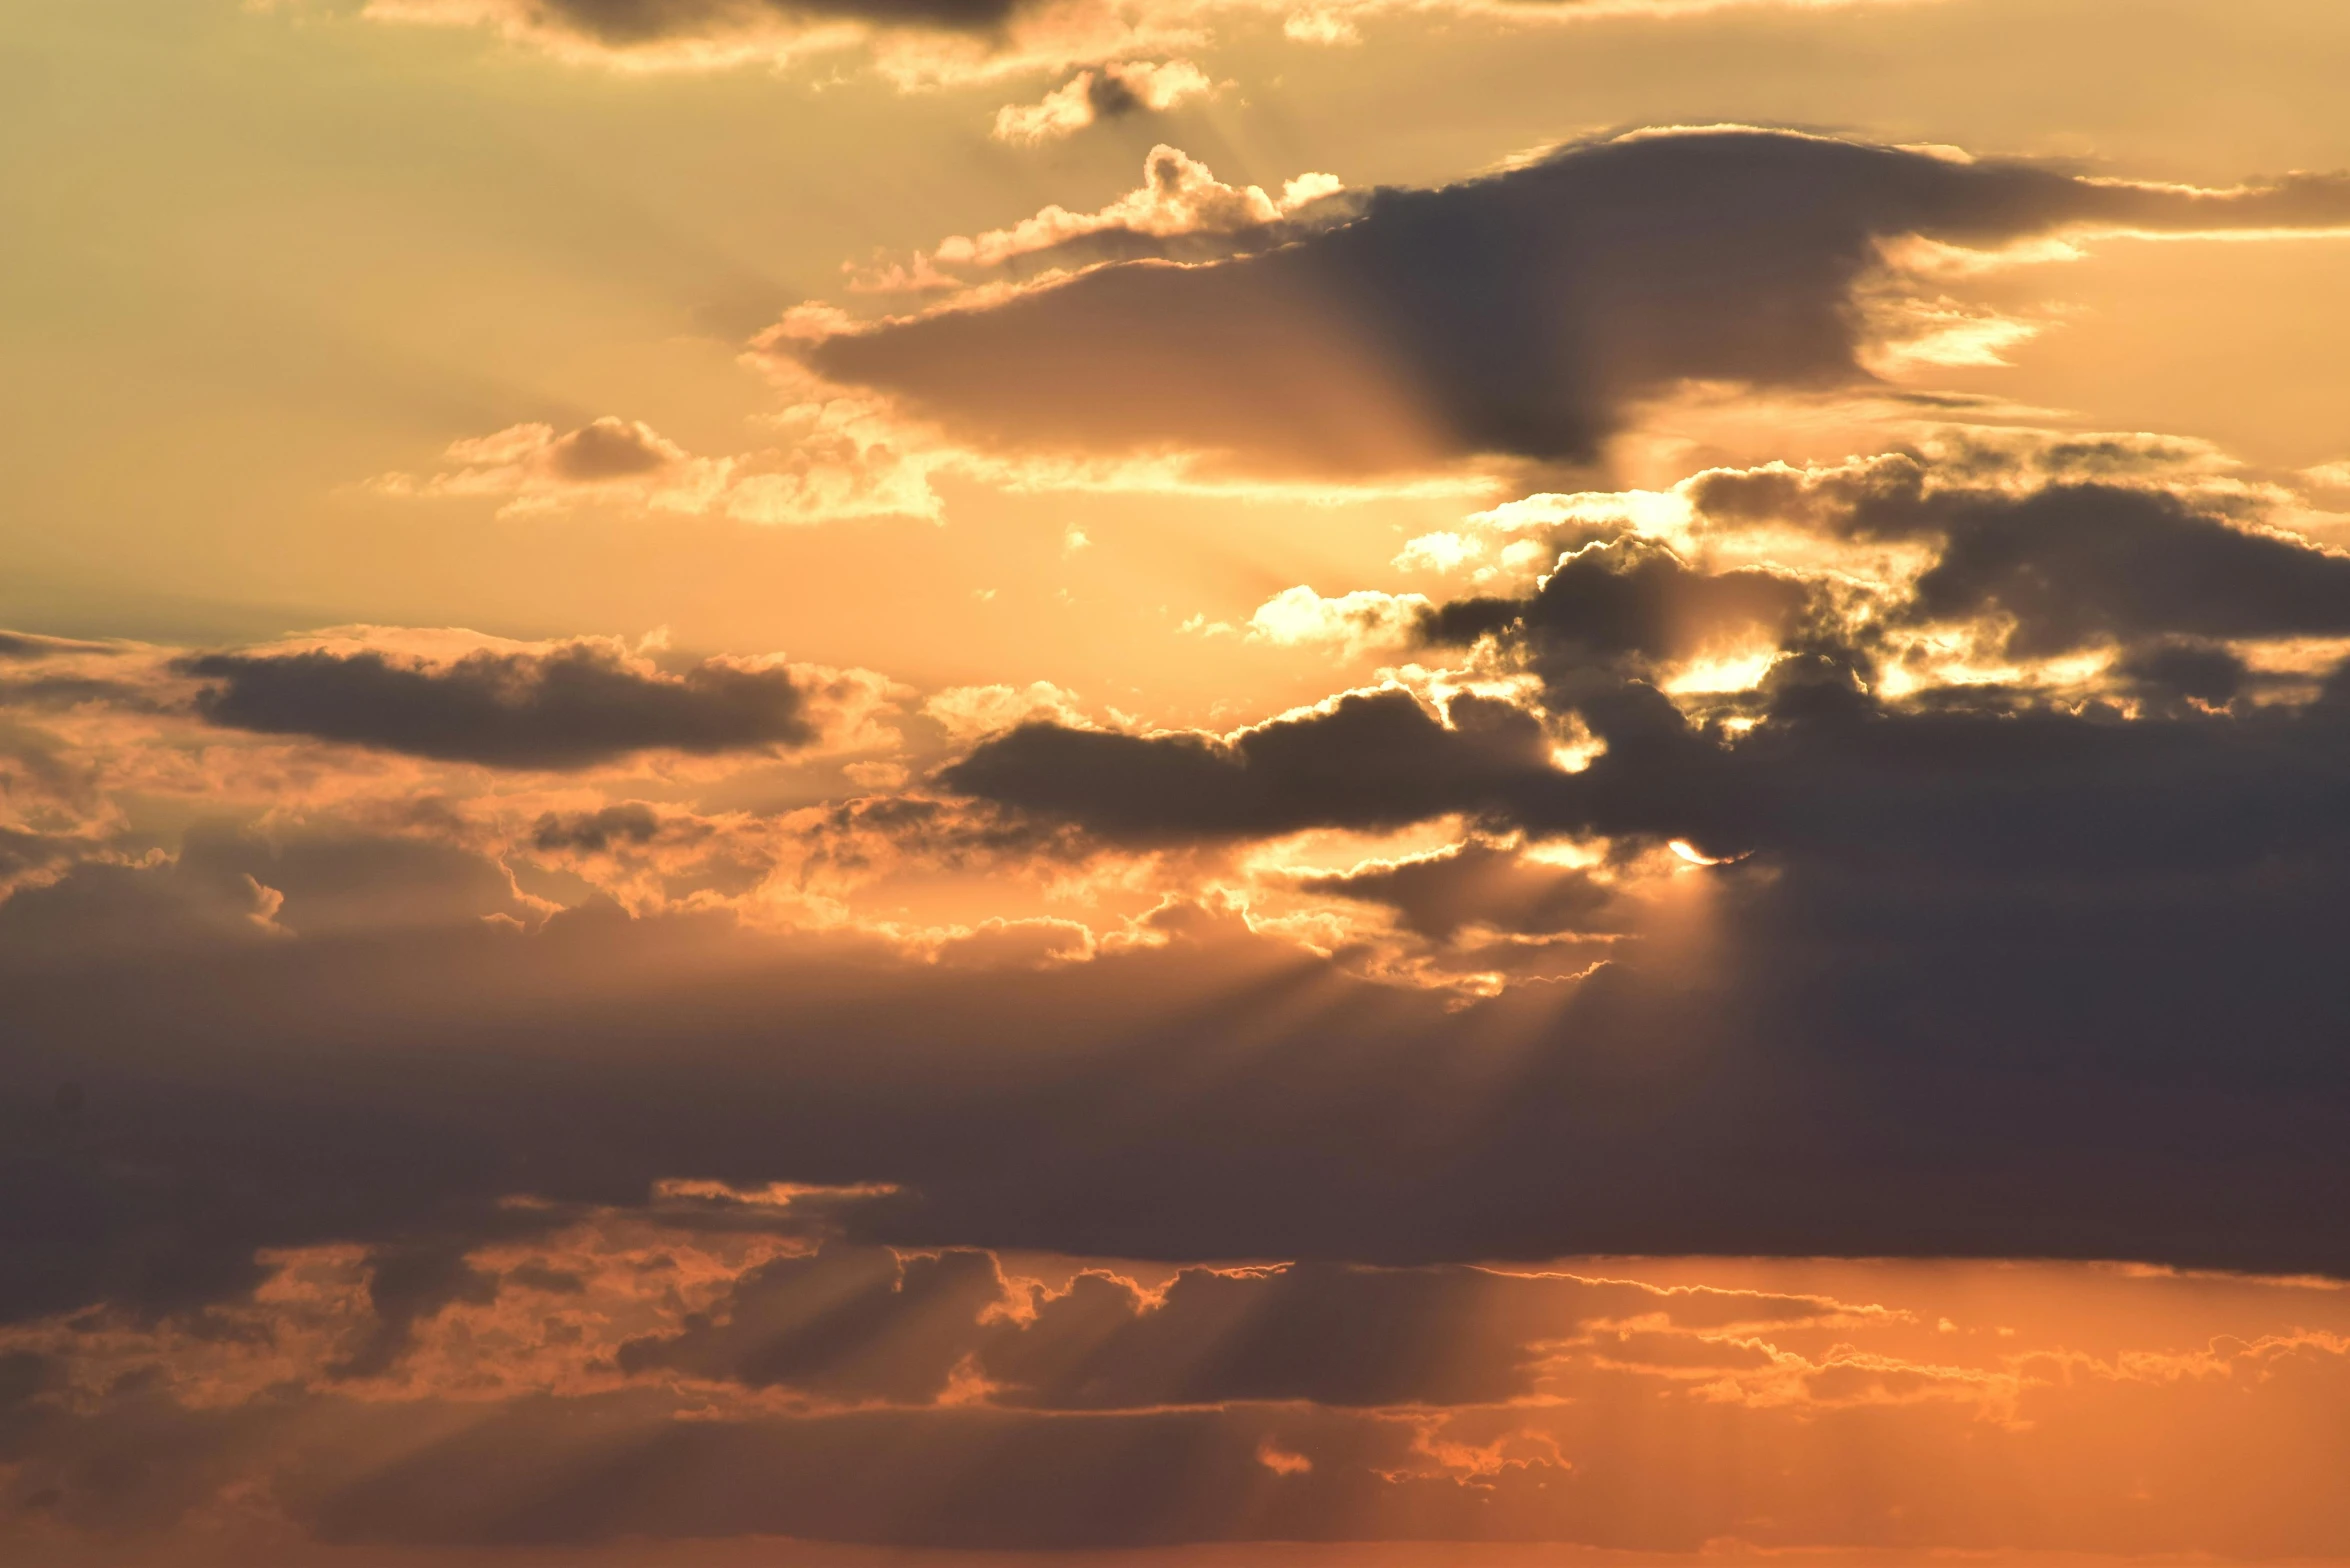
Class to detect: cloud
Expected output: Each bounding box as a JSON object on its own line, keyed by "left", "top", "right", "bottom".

{"left": 330, "top": 1242, "right": 504, "bottom": 1380}
{"left": 848, "top": 144, "right": 1346, "bottom": 294}
{"left": 1684, "top": 452, "right": 2350, "bottom": 657}
{"left": 357, "top": 0, "right": 1947, "bottom": 87}
{"left": 7, "top": 783, "right": 2350, "bottom": 1341}
{"left": 2112, "top": 638, "right": 2250, "bottom": 711}
{"left": 1292, "top": 839, "right": 1616, "bottom": 940}
{"left": 795, "top": 130, "right": 2350, "bottom": 476}
{"left": 922, "top": 680, "right": 1092, "bottom": 742}
{"left": 184, "top": 636, "right": 826, "bottom": 770}
{"left": 944, "top": 442, "right": 2350, "bottom": 888}
{"left": 513, "top": 0, "right": 1025, "bottom": 41}
{"left": 622, "top": 1245, "right": 1850, "bottom": 1409}
{"left": 373, "top": 410, "right": 955, "bottom": 524}
{"left": 941, "top": 687, "right": 1568, "bottom": 841}
{"left": 992, "top": 59, "right": 1213, "bottom": 144}
{"left": 951, "top": 620, "right": 2350, "bottom": 872}
{"left": 17, "top": 1215, "right": 2350, "bottom": 1559}
{"left": 0, "top": 632, "right": 117, "bottom": 663}
{"left": 616, "top": 1243, "right": 1012, "bottom": 1399}
{"left": 1419, "top": 535, "right": 1816, "bottom": 680}
{"left": 1899, "top": 486, "right": 2350, "bottom": 657}
{"left": 1246, "top": 585, "right": 1432, "bottom": 654}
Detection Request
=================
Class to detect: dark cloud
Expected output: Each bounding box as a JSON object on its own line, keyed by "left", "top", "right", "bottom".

{"left": 947, "top": 644, "right": 2350, "bottom": 870}
{"left": 1900, "top": 486, "right": 2350, "bottom": 656}
{"left": 940, "top": 689, "right": 1566, "bottom": 843}
{"left": 938, "top": 669, "right": 1755, "bottom": 853}
{"left": 1084, "top": 67, "right": 1143, "bottom": 118}
{"left": 16, "top": 1332, "right": 2350, "bottom": 1558}
{"left": 7, "top": 494, "right": 2350, "bottom": 1371}
{"left": 614, "top": 1247, "right": 1833, "bottom": 1410}
{"left": 2115, "top": 638, "right": 2252, "bottom": 710}
{"left": 0, "top": 824, "right": 532, "bottom": 962}
{"left": 0, "top": 673, "right": 151, "bottom": 710}
{"left": 332, "top": 1244, "right": 503, "bottom": 1380}
{"left": 979, "top": 1261, "right": 1608, "bottom": 1410}
{"left": 1294, "top": 841, "right": 1617, "bottom": 941}
{"left": 0, "top": 1352, "right": 59, "bottom": 1413}
{"left": 0, "top": 631, "right": 116, "bottom": 662}
{"left": 531, "top": 803, "right": 667, "bottom": 854}
{"left": 184, "top": 641, "right": 818, "bottom": 769}
{"left": 542, "top": 416, "right": 679, "bottom": 481}
{"left": 4, "top": 771, "right": 2349, "bottom": 1337}
{"left": 528, "top": 0, "right": 1023, "bottom": 47}
{"left": 804, "top": 131, "right": 2350, "bottom": 473}
{"left": 618, "top": 1244, "right": 1008, "bottom": 1401}
{"left": 0, "top": 826, "right": 87, "bottom": 895}
{"left": 0, "top": 630, "right": 146, "bottom": 711}
{"left": 19, "top": 476, "right": 2321, "bottom": 1316}
{"left": 304, "top": 1398, "right": 1387, "bottom": 1551}
{"left": 1688, "top": 463, "right": 2350, "bottom": 656}
{"left": 1420, "top": 536, "right": 1816, "bottom": 675}
{"left": 799, "top": 791, "right": 1082, "bottom": 866}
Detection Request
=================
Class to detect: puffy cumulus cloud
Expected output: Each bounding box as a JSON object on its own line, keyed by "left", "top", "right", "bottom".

{"left": 991, "top": 58, "right": 1213, "bottom": 144}
{"left": 847, "top": 144, "right": 1346, "bottom": 295}
{"left": 1419, "top": 536, "right": 1818, "bottom": 682}
{"left": 183, "top": 632, "right": 861, "bottom": 770}
{"left": 356, "top": 0, "right": 1943, "bottom": 89}
{"left": 1246, "top": 585, "right": 1432, "bottom": 655}
{"left": 922, "top": 679, "right": 1092, "bottom": 742}
{"left": 793, "top": 130, "right": 2350, "bottom": 478}
{"left": 1395, "top": 484, "right": 1697, "bottom": 582}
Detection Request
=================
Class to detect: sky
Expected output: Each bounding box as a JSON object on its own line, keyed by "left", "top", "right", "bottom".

{"left": 6, "top": 0, "right": 2350, "bottom": 1562}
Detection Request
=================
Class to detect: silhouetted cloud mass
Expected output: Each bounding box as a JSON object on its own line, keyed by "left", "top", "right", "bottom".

{"left": 941, "top": 689, "right": 1566, "bottom": 841}
{"left": 1419, "top": 535, "right": 1817, "bottom": 672}
{"left": 1295, "top": 841, "right": 1618, "bottom": 941}
{"left": 805, "top": 130, "right": 2350, "bottom": 473}
{"left": 532, "top": 0, "right": 1023, "bottom": 42}
{"left": 185, "top": 642, "right": 817, "bottom": 768}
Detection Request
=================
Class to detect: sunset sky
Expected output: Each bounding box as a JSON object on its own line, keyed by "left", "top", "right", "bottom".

{"left": 7, "top": 1, "right": 2350, "bottom": 1563}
